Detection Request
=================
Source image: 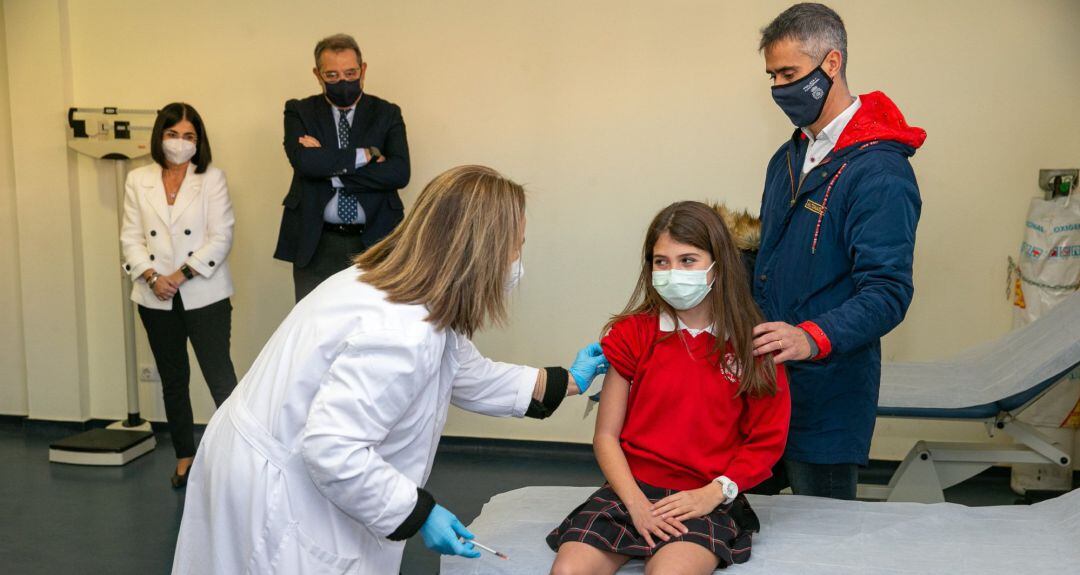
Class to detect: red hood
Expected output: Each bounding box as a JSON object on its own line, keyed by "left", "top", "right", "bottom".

{"left": 833, "top": 91, "right": 926, "bottom": 152}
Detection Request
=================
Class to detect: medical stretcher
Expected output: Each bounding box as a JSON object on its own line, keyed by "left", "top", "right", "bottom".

{"left": 873, "top": 290, "right": 1080, "bottom": 502}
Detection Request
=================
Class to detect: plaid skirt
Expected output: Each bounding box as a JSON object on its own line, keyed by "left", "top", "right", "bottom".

{"left": 546, "top": 481, "right": 759, "bottom": 565}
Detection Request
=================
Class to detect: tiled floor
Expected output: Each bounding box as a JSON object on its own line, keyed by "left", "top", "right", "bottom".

{"left": 0, "top": 423, "right": 1060, "bottom": 574}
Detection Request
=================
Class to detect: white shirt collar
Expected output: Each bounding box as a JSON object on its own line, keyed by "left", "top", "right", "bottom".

{"left": 659, "top": 313, "right": 716, "bottom": 337}
{"left": 800, "top": 96, "right": 860, "bottom": 174}
{"left": 801, "top": 95, "right": 861, "bottom": 147}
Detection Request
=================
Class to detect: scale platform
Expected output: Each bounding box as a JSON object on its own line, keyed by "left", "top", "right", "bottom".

{"left": 49, "top": 428, "right": 156, "bottom": 466}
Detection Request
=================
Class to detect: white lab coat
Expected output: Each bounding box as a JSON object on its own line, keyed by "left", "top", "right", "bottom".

{"left": 172, "top": 267, "right": 539, "bottom": 574}
{"left": 120, "top": 162, "right": 234, "bottom": 310}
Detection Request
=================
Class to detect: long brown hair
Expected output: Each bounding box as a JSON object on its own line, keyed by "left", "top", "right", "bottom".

{"left": 604, "top": 201, "right": 777, "bottom": 396}
{"left": 354, "top": 165, "right": 526, "bottom": 338}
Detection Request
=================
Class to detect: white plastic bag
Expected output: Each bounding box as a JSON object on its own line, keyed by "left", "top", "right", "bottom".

{"left": 1009, "top": 193, "right": 1080, "bottom": 428}
{"left": 1009, "top": 191, "right": 1080, "bottom": 495}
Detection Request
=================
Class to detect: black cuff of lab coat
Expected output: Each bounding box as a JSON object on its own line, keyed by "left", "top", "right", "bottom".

{"left": 525, "top": 367, "right": 568, "bottom": 419}
{"left": 387, "top": 487, "right": 436, "bottom": 541}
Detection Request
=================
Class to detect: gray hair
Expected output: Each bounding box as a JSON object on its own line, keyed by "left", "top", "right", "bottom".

{"left": 759, "top": 3, "right": 847, "bottom": 78}
{"left": 314, "top": 34, "right": 362, "bottom": 68}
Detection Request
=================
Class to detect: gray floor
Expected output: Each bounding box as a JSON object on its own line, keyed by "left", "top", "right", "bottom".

{"left": 0, "top": 423, "right": 1049, "bottom": 575}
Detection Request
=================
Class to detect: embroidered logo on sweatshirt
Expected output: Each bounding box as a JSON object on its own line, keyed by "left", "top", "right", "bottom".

{"left": 721, "top": 352, "right": 743, "bottom": 383}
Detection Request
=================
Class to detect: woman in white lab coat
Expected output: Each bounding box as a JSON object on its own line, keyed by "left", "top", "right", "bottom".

{"left": 172, "top": 165, "right": 607, "bottom": 574}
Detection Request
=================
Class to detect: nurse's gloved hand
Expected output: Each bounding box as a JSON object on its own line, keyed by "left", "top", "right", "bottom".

{"left": 569, "top": 342, "right": 608, "bottom": 394}
{"left": 420, "top": 504, "right": 481, "bottom": 559}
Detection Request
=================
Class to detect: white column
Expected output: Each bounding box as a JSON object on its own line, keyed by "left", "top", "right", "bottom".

{"left": 0, "top": 1, "right": 27, "bottom": 415}
{"left": 4, "top": 0, "right": 88, "bottom": 421}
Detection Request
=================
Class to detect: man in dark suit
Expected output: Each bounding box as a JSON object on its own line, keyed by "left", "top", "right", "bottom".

{"left": 276, "top": 33, "right": 410, "bottom": 302}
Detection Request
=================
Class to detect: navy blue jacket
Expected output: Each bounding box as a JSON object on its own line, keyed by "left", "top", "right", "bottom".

{"left": 753, "top": 92, "right": 925, "bottom": 465}
{"left": 275, "top": 93, "right": 410, "bottom": 268}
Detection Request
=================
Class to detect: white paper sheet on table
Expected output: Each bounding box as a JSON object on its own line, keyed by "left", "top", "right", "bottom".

{"left": 879, "top": 290, "right": 1080, "bottom": 410}
{"left": 441, "top": 486, "right": 1080, "bottom": 574}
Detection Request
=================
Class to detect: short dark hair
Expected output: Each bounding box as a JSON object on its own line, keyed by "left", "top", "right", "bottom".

{"left": 760, "top": 3, "right": 848, "bottom": 78}
{"left": 314, "top": 34, "right": 362, "bottom": 68}
{"left": 150, "top": 103, "right": 211, "bottom": 174}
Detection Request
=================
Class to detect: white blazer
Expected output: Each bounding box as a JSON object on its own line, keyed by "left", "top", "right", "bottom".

{"left": 120, "top": 162, "right": 234, "bottom": 310}
{"left": 171, "top": 267, "right": 539, "bottom": 575}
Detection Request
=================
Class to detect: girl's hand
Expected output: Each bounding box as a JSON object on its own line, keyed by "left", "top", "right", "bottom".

{"left": 626, "top": 495, "right": 687, "bottom": 547}
{"left": 651, "top": 483, "right": 725, "bottom": 522}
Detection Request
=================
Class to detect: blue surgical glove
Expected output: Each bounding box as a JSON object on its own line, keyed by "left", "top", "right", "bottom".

{"left": 420, "top": 504, "right": 481, "bottom": 559}
{"left": 568, "top": 342, "right": 608, "bottom": 394}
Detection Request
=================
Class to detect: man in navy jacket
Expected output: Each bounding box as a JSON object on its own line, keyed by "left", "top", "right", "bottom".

{"left": 275, "top": 34, "right": 410, "bottom": 302}
{"left": 750, "top": 3, "right": 924, "bottom": 499}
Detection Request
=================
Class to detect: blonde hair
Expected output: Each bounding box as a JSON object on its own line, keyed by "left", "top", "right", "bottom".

{"left": 354, "top": 165, "right": 526, "bottom": 337}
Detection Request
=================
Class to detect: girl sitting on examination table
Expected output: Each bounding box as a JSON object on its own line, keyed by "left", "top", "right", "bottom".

{"left": 547, "top": 201, "right": 791, "bottom": 575}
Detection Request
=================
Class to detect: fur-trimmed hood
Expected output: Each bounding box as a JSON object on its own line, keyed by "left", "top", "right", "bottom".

{"left": 712, "top": 202, "right": 761, "bottom": 252}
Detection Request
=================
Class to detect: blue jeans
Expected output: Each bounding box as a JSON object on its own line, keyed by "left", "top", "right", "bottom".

{"left": 748, "top": 458, "right": 859, "bottom": 500}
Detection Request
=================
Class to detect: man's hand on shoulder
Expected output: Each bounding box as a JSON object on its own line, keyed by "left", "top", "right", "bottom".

{"left": 752, "top": 321, "right": 813, "bottom": 364}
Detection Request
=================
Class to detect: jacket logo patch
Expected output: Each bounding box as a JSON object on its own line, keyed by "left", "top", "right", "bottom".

{"left": 804, "top": 199, "right": 824, "bottom": 215}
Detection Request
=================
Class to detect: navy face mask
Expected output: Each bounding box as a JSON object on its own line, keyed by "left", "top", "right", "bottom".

{"left": 324, "top": 79, "right": 362, "bottom": 108}
{"left": 771, "top": 60, "right": 833, "bottom": 127}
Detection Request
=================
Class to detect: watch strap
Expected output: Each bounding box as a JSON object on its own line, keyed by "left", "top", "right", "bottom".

{"left": 713, "top": 475, "right": 738, "bottom": 504}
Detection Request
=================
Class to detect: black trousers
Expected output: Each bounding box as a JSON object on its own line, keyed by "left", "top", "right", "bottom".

{"left": 747, "top": 458, "right": 859, "bottom": 500}
{"left": 138, "top": 294, "right": 238, "bottom": 459}
{"left": 292, "top": 228, "right": 367, "bottom": 302}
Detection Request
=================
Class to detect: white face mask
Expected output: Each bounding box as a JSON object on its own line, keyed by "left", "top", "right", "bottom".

{"left": 163, "top": 138, "right": 196, "bottom": 166}
{"left": 651, "top": 262, "right": 715, "bottom": 310}
{"left": 505, "top": 258, "right": 524, "bottom": 293}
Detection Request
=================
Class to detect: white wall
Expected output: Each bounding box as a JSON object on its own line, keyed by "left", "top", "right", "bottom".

{"left": 1, "top": 0, "right": 1079, "bottom": 462}
{"left": 0, "top": 0, "right": 27, "bottom": 415}
{"left": 3, "top": 0, "right": 88, "bottom": 421}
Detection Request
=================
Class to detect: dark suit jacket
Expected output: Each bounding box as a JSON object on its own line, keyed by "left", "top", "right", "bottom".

{"left": 274, "top": 93, "right": 410, "bottom": 267}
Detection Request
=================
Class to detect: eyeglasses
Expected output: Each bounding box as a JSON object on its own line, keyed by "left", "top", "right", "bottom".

{"left": 163, "top": 130, "right": 197, "bottom": 143}
{"left": 320, "top": 68, "right": 362, "bottom": 83}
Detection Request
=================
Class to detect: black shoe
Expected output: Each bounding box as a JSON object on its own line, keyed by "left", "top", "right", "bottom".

{"left": 171, "top": 468, "right": 189, "bottom": 489}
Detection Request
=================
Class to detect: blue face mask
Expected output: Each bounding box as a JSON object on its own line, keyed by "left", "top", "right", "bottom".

{"left": 771, "top": 59, "right": 833, "bottom": 127}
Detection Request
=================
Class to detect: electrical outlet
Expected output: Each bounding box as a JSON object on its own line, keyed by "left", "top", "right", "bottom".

{"left": 139, "top": 365, "right": 160, "bottom": 382}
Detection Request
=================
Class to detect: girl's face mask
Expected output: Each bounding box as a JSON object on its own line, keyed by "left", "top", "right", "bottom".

{"left": 652, "top": 262, "right": 715, "bottom": 310}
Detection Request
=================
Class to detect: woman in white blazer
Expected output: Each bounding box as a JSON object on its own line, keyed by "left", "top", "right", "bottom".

{"left": 171, "top": 165, "right": 609, "bottom": 575}
{"left": 120, "top": 102, "right": 237, "bottom": 488}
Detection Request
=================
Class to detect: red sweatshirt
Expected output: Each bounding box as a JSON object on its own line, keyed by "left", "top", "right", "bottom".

{"left": 600, "top": 313, "right": 791, "bottom": 492}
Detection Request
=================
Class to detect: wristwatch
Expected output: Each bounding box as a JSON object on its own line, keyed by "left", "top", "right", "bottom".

{"left": 713, "top": 476, "right": 738, "bottom": 504}
{"left": 180, "top": 264, "right": 194, "bottom": 280}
